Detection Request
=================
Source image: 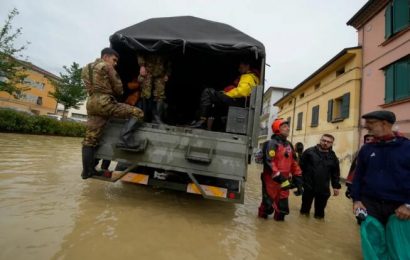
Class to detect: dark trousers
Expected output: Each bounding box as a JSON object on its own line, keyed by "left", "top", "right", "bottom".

{"left": 199, "top": 88, "right": 244, "bottom": 118}
{"left": 300, "top": 189, "right": 330, "bottom": 218}
{"left": 361, "top": 196, "right": 402, "bottom": 225}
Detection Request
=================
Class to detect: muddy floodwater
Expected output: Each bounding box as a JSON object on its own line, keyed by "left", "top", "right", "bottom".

{"left": 0, "top": 133, "right": 361, "bottom": 260}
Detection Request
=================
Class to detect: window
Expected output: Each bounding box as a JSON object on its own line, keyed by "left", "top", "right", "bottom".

{"left": 288, "top": 100, "right": 292, "bottom": 105}
{"left": 23, "top": 78, "right": 45, "bottom": 90}
{"left": 385, "top": 57, "right": 410, "bottom": 103}
{"left": 327, "top": 93, "right": 350, "bottom": 122}
{"left": 336, "top": 67, "right": 345, "bottom": 77}
{"left": 314, "top": 83, "right": 321, "bottom": 90}
{"left": 311, "top": 105, "right": 319, "bottom": 127}
{"left": 385, "top": 0, "right": 410, "bottom": 38}
{"left": 296, "top": 112, "right": 303, "bottom": 130}
{"left": 72, "top": 113, "right": 87, "bottom": 119}
{"left": 21, "top": 94, "right": 39, "bottom": 104}
{"left": 299, "top": 92, "right": 304, "bottom": 99}
{"left": 287, "top": 117, "right": 291, "bottom": 126}
{"left": 36, "top": 97, "right": 43, "bottom": 105}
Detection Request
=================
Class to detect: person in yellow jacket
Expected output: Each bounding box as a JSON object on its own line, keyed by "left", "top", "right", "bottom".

{"left": 191, "top": 60, "right": 260, "bottom": 129}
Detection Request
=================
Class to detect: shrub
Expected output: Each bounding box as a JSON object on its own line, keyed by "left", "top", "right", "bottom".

{"left": 0, "top": 109, "right": 86, "bottom": 137}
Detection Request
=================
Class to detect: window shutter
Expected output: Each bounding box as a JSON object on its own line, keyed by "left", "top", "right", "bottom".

{"left": 385, "top": 65, "right": 395, "bottom": 103}
{"left": 297, "top": 112, "right": 303, "bottom": 130}
{"left": 395, "top": 58, "right": 410, "bottom": 100}
{"left": 311, "top": 105, "right": 319, "bottom": 126}
{"left": 385, "top": 3, "right": 392, "bottom": 38}
{"left": 341, "top": 93, "right": 350, "bottom": 119}
{"left": 393, "top": 0, "right": 410, "bottom": 33}
{"left": 327, "top": 99, "right": 333, "bottom": 122}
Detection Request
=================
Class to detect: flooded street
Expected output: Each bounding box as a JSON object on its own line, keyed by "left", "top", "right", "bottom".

{"left": 0, "top": 133, "right": 361, "bottom": 260}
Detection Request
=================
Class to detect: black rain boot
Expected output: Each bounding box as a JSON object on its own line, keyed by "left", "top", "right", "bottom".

{"left": 101, "top": 160, "right": 111, "bottom": 170}
{"left": 82, "top": 146, "right": 112, "bottom": 180}
{"left": 152, "top": 100, "right": 166, "bottom": 124}
{"left": 116, "top": 117, "right": 144, "bottom": 150}
{"left": 141, "top": 98, "right": 152, "bottom": 122}
{"left": 82, "top": 146, "right": 99, "bottom": 179}
{"left": 190, "top": 117, "right": 207, "bottom": 128}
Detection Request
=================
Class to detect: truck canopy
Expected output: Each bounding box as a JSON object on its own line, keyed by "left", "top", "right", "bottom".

{"left": 110, "top": 16, "right": 265, "bottom": 57}
{"left": 109, "top": 16, "right": 265, "bottom": 127}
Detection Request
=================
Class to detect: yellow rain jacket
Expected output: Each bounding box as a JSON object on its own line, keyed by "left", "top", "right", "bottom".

{"left": 225, "top": 72, "right": 260, "bottom": 98}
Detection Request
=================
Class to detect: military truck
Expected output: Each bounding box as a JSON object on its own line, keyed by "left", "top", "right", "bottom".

{"left": 94, "top": 16, "right": 265, "bottom": 203}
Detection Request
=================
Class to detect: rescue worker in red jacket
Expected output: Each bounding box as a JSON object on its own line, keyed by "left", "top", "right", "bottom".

{"left": 258, "top": 118, "right": 303, "bottom": 221}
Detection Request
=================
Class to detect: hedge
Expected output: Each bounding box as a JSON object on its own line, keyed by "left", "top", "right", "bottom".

{"left": 0, "top": 109, "right": 86, "bottom": 137}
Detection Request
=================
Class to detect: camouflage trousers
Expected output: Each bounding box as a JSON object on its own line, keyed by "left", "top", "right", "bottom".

{"left": 139, "top": 74, "right": 166, "bottom": 101}
{"left": 82, "top": 93, "right": 144, "bottom": 147}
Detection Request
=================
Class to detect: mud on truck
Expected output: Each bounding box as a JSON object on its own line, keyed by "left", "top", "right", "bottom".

{"left": 93, "top": 16, "right": 265, "bottom": 203}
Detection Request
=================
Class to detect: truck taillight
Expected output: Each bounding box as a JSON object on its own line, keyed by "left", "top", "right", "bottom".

{"left": 228, "top": 192, "right": 236, "bottom": 199}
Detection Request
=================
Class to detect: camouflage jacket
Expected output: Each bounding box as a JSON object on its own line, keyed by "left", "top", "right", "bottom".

{"left": 81, "top": 58, "right": 123, "bottom": 97}
{"left": 137, "top": 54, "right": 171, "bottom": 77}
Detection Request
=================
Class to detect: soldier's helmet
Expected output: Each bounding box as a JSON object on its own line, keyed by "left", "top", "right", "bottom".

{"left": 271, "top": 118, "right": 289, "bottom": 134}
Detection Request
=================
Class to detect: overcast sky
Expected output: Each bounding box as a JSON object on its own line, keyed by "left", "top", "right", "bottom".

{"left": 1, "top": 0, "right": 367, "bottom": 90}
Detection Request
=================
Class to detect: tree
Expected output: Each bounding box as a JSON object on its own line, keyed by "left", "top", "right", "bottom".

{"left": 0, "top": 8, "right": 30, "bottom": 98}
{"left": 49, "top": 62, "right": 87, "bottom": 119}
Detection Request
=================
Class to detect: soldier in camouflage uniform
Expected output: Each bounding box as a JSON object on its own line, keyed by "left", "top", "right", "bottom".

{"left": 138, "top": 54, "right": 171, "bottom": 124}
{"left": 81, "top": 47, "right": 144, "bottom": 179}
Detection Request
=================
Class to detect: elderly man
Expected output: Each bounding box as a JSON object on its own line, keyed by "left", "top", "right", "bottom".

{"left": 351, "top": 110, "right": 410, "bottom": 258}
{"left": 351, "top": 110, "right": 410, "bottom": 223}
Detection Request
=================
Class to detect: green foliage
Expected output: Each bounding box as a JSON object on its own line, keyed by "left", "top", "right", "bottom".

{"left": 0, "top": 109, "right": 85, "bottom": 137}
{"left": 48, "top": 62, "right": 86, "bottom": 119}
{"left": 0, "top": 8, "right": 30, "bottom": 98}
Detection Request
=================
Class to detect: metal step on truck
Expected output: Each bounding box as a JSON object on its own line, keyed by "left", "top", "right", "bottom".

{"left": 93, "top": 16, "right": 265, "bottom": 203}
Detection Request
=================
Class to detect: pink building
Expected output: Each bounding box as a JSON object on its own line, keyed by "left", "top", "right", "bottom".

{"left": 347, "top": 0, "right": 410, "bottom": 137}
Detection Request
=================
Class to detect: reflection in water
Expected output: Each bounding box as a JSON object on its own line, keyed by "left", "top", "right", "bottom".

{"left": 0, "top": 133, "right": 361, "bottom": 260}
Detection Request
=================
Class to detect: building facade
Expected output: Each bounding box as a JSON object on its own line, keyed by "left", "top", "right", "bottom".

{"left": 56, "top": 102, "right": 87, "bottom": 122}
{"left": 257, "top": 86, "right": 291, "bottom": 149}
{"left": 275, "top": 47, "right": 362, "bottom": 178}
{"left": 0, "top": 61, "right": 59, "bottom": 115}
{"left": 347, "top": 0, "right": 410, "bottom": 137}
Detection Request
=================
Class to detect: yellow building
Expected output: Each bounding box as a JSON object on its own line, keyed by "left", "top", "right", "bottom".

{"left": 0, "top": 60, "right": 59, "bottom": 115}
{"left": 274, "top": 47, "right": 362, "bottom": 178}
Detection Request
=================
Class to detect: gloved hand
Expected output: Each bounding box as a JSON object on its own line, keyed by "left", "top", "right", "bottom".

{"left": 272, "top": 173, "right": 287, "bottom": 183}
{"left": 345, "top": 184, "right": 352, "bottom": 199}
{"left": 293, "top": 186, "right": 304, "bottom": 196}
{"left": 272, "top": 173, "right": 291, "bottom": 190}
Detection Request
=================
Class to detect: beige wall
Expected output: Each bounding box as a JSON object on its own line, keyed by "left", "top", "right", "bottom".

{"left": 277, "top": 49, "right": 362, "bottom": 178}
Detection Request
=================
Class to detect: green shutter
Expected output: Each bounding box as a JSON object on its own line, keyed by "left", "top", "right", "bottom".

{"left": 311, "top": 105, "right": 319, "bottom": 126}
{"left": 394, "top": 58, "right": 410, "bottom": 100}
{"left": 385, "top": 65, "right": 395, "bottom": 103}
{"left": 297, "top": 112, "right": 303, "bottom": 130}
{"left": 341, "top": 93, "right": 350, "bottom": 119}
{"left": 327, "top": 99, "right": 333, "bottom": 122}
{"left": 385, "top": 3, "right": 393, "bottom": 38}
{"left": 392, "top": 0, "right": 410, "bottom": 33}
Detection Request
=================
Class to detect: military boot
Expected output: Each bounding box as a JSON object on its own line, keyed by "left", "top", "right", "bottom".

{"left": 141, "top": 98, "right": 152, "bottom": 122}
{"left": 152, "top": 100, "right": 166, "bottom": 124}
{"left": 116, "top": 117, "right": 145, "bottom": 150}
{"left": 82, "top": 146, "right": 99, "bottom": 179}
{"left": 101, "top": 159, "right": 111, "bottom": 170}
{"left": 82, "top": 146, "right": 112, "bottom": 179}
